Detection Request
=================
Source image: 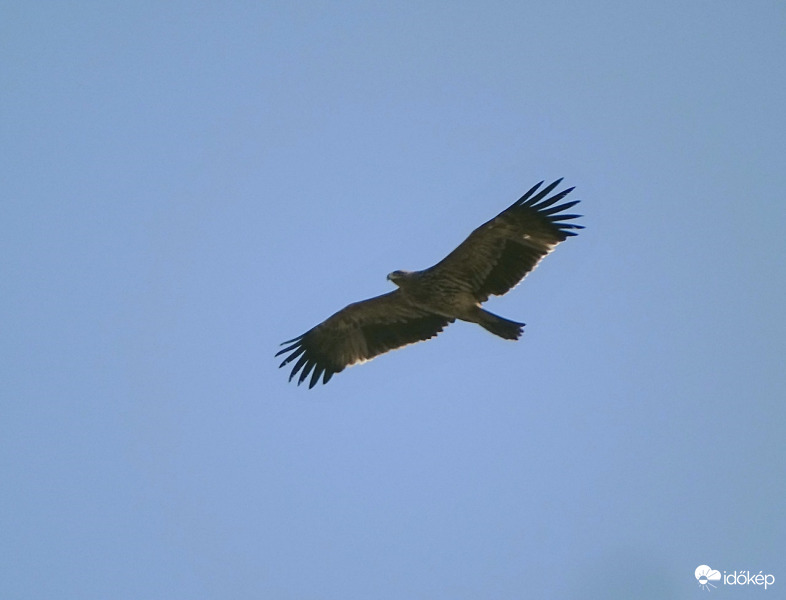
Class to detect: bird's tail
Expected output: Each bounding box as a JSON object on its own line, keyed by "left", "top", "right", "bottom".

{"left": 476, "top": 309, "right": 525, "bottom": 340}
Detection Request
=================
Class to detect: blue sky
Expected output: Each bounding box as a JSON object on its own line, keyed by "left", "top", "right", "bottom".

{"left": 2, "top": 2, "right": 785, "bottom": 598}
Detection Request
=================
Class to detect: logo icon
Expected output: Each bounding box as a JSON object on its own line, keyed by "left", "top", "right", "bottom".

{"left": 696, "top": 565, "right": 721, "bottom": 591}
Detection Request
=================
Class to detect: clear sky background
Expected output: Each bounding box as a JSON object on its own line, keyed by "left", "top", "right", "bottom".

{"left": 2, "top": 2, "right": 785, "bottom": 598}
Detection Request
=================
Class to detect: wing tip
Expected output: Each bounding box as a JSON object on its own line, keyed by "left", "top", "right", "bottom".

{"left": 277, "top": 333, "right": 341, "bottom": 389}
{"left": 515, "top": 180, "right": 545, "bottom": 205}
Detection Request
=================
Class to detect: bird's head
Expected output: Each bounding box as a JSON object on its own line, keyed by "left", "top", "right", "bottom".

{"left": 386, "top": 270, "right": 412, "bottom": 287}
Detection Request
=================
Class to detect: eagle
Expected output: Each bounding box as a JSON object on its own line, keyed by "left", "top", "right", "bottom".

{"left": 277, "top": 178, "right": 582, "bottom": 388}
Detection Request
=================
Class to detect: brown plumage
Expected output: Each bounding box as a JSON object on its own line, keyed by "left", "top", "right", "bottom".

{"left": 277, "top": 178, "right": 583, "bottom": 388}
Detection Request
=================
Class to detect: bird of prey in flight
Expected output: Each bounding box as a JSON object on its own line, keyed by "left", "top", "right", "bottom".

{"left": 277, "top": 178, "right": 582, "bottom": 388}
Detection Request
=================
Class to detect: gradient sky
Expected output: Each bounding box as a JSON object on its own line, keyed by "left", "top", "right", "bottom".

{"left": 2, "top": 2, "right": 785, "bottom": 599}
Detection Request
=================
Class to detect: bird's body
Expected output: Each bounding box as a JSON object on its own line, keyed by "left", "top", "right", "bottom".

{"left": 277, "top": 178, "right": 583, "bottom": 388}
{"left": 387, "top": 268, "right": 524, "bottom": 340}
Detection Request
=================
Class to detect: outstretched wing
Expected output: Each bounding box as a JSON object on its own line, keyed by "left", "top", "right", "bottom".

{"left": 276, "top": 291, "right": 452, "bottom": 388}
{"left": 427, "top": 178, "right": 582, "bottom": 302}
